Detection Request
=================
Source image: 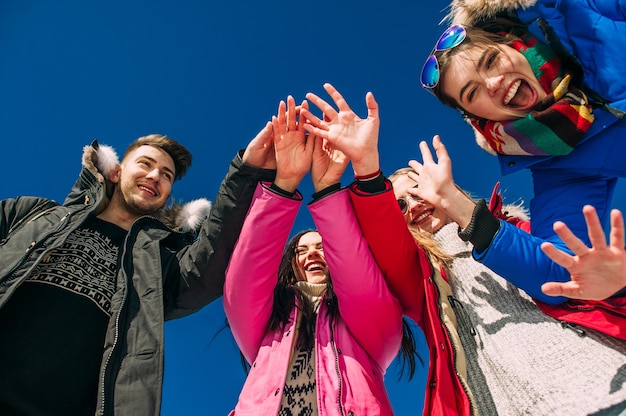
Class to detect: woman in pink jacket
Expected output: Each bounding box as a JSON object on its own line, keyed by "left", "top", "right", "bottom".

{"left": 223, "top": 96, "right": 406, "bottom": 415}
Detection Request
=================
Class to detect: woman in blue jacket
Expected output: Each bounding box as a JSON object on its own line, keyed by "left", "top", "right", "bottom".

{"left": 415, "top": 0, "right": 626, "bottom": 310}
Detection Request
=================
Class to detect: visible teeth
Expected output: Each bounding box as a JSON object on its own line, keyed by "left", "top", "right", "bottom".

{"left": 504, "top": 80, "right": 521, "bottom": 105}
{"left": 306, "top": 263, "right": 324, "bottom": 271}
{"left": 415, "top": 211, "right": 430, "bottom": 223}
{"left": 139, "top": 186, "right": 155, "bottom": 195}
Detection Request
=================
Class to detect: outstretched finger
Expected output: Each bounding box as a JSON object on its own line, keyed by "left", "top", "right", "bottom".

{"left": 323, "top": 83, "right": 352, "bottom": 113}
{"left": 419, "top": 140, "right": 435, "bottom": 164}
{"left": 609, "top": 208, "right": 625, "bottom": 250}
{"left": 540, "top": 241, "right": 575, "bottom": 268}
{"left": 276, "top": 100, "right": 286, "bottom": 130}
{"left": 303, "top": 123, "right": 328, "bottom": 140}
{"left": 287, "top": 96, "right": 297, "bottom": 132}
{"left": 407, "top": 159, "right": 422, "bottom": 175}
{"left": 432, "top": 135, "right": 450, "bottom": 163}
{"left": 365, "top": 91, "right": 379, "bottom": 122}
{"left": 552, "top": 221, "right": 590, "bottom": 257}
{"left": 298, "top": 100, "right": 309, "bottom": 133}
{"left": 300, "top": 108, "right": 324, "bottom": 129}
{"left": 306, "top": 91, "right": 338, "bottom": 120}
{"left": 581, "top": 205, "right": 608, "bottom": 250}
{"left": 541, "top": 281, "right": 582, "bottom": 298}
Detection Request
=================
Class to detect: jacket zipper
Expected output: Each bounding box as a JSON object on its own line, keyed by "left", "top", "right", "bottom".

{"left": 430, "top": 260, "right": 477, "bottom": 416}
{"left": 329, "top": 315, "right": 346, "bottom": 416}
{"left": 99, "top": 231, "right": 132, "bottom": 416}
{"left": 99, "top": 215, "right": 170, "bottom": 415}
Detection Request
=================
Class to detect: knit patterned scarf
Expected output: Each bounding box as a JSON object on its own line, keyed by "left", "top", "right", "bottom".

{"left": 470, "top": 32, "right": 594, "bottom": 156}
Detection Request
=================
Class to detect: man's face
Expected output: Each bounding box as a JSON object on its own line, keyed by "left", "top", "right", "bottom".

{"left": 112, "top": 145, "right": 175, "bottom": 216}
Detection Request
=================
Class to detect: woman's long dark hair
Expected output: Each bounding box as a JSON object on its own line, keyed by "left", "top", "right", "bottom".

{"left": 268, "top": 229, "right": 421, "bottom": 380}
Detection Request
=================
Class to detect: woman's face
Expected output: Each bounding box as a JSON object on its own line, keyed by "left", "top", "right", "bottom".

{"left": 441, "top": 44, "right": 547, "bottom": 121}
{"left": 392, "top": 174, "right": 451, "bottom": 234}
{"left": 294, "top": 231, "right": 328, "bottom": 284}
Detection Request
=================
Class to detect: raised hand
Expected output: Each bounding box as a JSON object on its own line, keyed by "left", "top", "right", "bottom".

{"left": 301, "top": 83, "right": 380, "bottom": 177}
{"left": 541, "top": 206, "right": 626, "bottom": 300}
{"left": 272, "top": 96, "right": 314, "bottom": 193}
{"left": 242, "top": 121, "right": 276, "bottom": 170}
{"left": 311, "top": 136, "right": 349, "bottom": 192}
{"left": 407, "top": 135, "right": 475, "bottom": 229}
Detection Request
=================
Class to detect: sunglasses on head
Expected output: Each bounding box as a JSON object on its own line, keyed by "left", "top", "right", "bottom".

{"left": 420, "top": 25, "right": 467, "bottom": 89}
{"left": 397, "top": 184, "right": 421, "bottom": 215}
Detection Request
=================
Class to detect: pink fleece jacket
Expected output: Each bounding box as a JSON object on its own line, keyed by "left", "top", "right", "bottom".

{"left": 223, "top": 184, "right": 403, "bottom": 415}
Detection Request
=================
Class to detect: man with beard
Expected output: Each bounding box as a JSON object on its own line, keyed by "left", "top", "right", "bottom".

{"left": 0, "top": 129, "right": 276, "bottom": 416}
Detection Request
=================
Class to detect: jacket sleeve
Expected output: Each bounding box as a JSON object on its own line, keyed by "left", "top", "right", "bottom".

{"left": 309, "top": 188, "right": 403, "bottom": 370}
{"left": 348, "top": 181, "right": 428, "bottom": 325}
{"left": 0, "top": 196, "right": 58, "bottom": 240}
{"left": 223, "top": 183, "right": 301, "bottom": 364}
{"left": 474, "top": 221, "right": 569, "bottom": 304}
{"left": 167, "top": 150, "right": 276, "bottom": 319}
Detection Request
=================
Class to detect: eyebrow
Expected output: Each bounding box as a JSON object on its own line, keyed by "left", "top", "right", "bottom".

{"left": 458, "top": 48, "right": 491, "bottom": 103}
{"left": 138, "top": 155, "right": 176, "bottom": 177}
{"left": 296, "top": 242, "right": 323, "bottom": 250}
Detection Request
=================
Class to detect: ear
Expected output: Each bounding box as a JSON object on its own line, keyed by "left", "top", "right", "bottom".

{"left": 108, "top": 164, "right": 122, "bottom": 184}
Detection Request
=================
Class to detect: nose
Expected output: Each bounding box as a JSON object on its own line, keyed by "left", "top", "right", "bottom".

{"left": 306, "top": 248, "right": 321, "bottom": 258}
{"left": 485, "top": 74, "right": 504, "bottom": 96}
{"left": 145, "top": 168, "right": 160, "bottom": 182}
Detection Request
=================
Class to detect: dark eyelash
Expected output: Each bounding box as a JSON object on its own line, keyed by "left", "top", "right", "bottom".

{"left": 486, "top": 51, "right": 498, "bottom": 68}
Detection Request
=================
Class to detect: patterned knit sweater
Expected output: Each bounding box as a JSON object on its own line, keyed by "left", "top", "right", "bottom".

{"left": 434, "top": 222, "right": 626, "bottom": 415}
{"left": 278, "top": 281, "right": 326, "bottom": 416}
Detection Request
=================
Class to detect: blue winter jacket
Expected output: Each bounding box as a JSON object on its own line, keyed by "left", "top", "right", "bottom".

{"left": 450, "top": 0, "right": 626, "bottom": 304}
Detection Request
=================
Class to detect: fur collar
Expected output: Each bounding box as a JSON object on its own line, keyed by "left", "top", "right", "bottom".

{"left": 446, "top": 0, "right": 537, "bottom": 26}
{"left": 82, "top": 141, "right": 211, "bottom": 233}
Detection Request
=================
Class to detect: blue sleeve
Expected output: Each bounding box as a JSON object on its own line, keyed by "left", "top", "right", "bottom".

{"left": 473, "top": 220, "right": 568, "bottom": 305}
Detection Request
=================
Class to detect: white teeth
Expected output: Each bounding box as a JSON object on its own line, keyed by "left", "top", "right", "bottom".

{"left": 504, "top": 80, "right": 521, "bottom": 105}
{"left": 415, "top": 211, "right": 430, "bottom": 223}
{"left": 139, "top": 186, "right": 155, "bottom": 196}
{"left": 306, "top": 262, "right": 324, "bottom": 271}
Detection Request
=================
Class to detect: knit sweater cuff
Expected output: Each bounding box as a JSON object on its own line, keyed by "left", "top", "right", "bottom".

{"left": 458, "top": 199, "right": 501, "bottom": 253}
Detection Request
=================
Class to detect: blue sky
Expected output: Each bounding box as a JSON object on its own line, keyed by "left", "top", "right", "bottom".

{"left": 2, "top": 1, "right": 625, "bottom": 415}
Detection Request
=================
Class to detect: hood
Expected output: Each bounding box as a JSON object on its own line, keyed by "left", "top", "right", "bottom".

{"left": 446, "top": 0, "right": 537, "bottom": 26}
{"left": 82, "top": 141, "right": 212, "bottom": 233}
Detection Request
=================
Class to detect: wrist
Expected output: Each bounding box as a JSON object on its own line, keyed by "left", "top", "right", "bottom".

{"left": 354, "top": 168, "right": 382, "bottom": 181}
{"left": 273, "top": 177, "right": 299, "bottom": 194}
{"left": 352, "top": 155, "right": 380, "bottom": 178}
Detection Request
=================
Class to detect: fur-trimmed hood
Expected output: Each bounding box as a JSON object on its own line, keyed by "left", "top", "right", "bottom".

{"left": 82, "top": 141, "right": 212, "bottom": 233}
{"left": 446, "top": 0, "right": 537, "bottom": 26}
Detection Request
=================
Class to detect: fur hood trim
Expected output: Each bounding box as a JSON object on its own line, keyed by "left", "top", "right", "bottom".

{"left": 446, "top": 0, "right": 537, "bottom": 26}
{"left": 82, "top": 141, "right": 211, "bottom": 233}
{"left": 502, "top": 202, "right": 530, "bottom": 221}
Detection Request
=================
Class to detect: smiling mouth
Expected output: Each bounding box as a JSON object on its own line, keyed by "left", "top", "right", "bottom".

{"left": 305, "top": 263, "right": 325, "bottom": 272}
{"left": 503, "top": 79, "right": 538, "bottom": 111}
{"left": 412, "top": 209, "right": 433, "bottom": 225}
{"left": 138, "top": 185, "right": 157, "bottom": 196}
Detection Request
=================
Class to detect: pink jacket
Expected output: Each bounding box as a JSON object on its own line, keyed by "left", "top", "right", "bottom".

{"left": 224, "top": 184, "right": 403, "bottom": 416}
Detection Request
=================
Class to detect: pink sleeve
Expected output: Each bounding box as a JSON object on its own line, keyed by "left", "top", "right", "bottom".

{"left": 223, "top": 183, "right": 301, "bottom": 364}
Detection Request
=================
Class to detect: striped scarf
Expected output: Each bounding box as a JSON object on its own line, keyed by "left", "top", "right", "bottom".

{"left": 470, "top": 32, "right": 594, "bottom": 156}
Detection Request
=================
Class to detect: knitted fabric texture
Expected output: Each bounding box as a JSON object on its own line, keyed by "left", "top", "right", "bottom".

{"left": 434, "top": 222, "right": 626, "bottom": 415}
{"left": 278, "top": 281, "right": 327, "bottom": 415}
{"left": 470, "top": 32, "right": 594, "bottom": 156}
